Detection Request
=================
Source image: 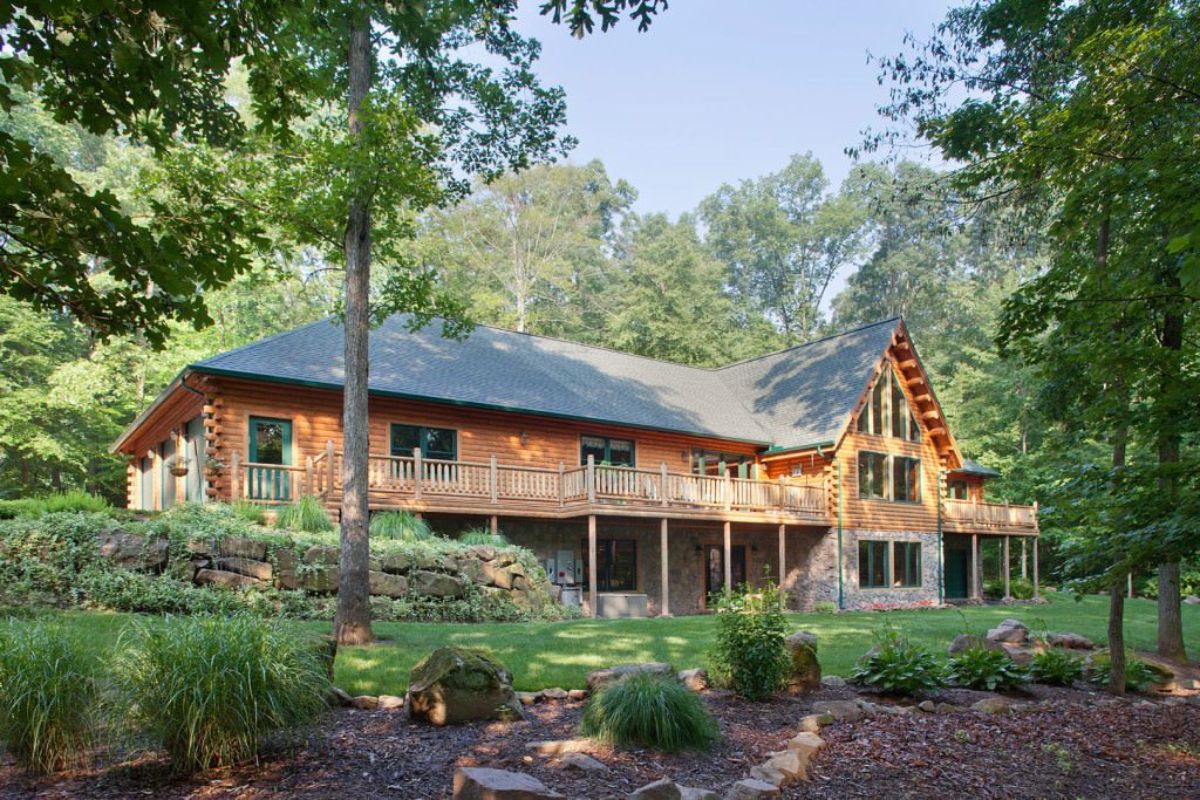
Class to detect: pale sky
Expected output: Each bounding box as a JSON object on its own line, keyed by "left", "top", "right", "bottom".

{"left": 513, "top": 0, "right": 955, "bottom": 217}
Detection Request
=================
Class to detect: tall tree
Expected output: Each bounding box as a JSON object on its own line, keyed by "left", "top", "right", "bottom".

{"left": 700, "top": 153, "right": 867, "bottom": 343}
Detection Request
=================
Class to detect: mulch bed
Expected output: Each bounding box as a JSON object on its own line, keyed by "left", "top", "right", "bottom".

{"left": 2, "top": 685, "right": 1198, "bottom": 800}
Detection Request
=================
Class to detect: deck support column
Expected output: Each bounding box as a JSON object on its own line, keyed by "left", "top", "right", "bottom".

{"left": 1021, "top": 538, "right": 1028, "bottom": 579}
{"left": 1003, "top": 535, "right": 1012, "bottom": 600}
{"left": 1032, "top": 537, "right": 1040, "bottom": 599}
{"left": 588, "top": 515, "right": 598, "bottom": 618}
{"left": 723, "top": 521, "right": 732, "bottom": 592}
{"left": 660, "top": 518, "right": 670, "bottom": 617}
{"left": 490, "top": 515, "right": 498, "bottom": 535}
{"left": 778, "top": 523, "right": 786, "bottom": 609}
{"left": 971, "top": 533, "right": 981, "bottom": 601}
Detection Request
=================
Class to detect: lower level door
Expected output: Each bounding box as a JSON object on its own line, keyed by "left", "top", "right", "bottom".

{"left": 704, "top": 543, "right": 747, "bottom": 601}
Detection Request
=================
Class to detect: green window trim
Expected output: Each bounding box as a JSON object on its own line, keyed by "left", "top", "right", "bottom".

{"left": 248, "top": 416, "right": 293, "bottom": 464}
{"left": 390, "top": 423, "right": 457, "bottom": 461}
{"left": 580, "top": 435, "right": 636, "bottom": 468}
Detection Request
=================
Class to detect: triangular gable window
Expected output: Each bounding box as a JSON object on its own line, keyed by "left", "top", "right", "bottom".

{"left": 856, "top": 366, "right": 921, "bottom": 441}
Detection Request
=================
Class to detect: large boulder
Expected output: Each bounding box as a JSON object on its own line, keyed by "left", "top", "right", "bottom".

{"left": 986, "top": 618, "right": 1029, "bottom": 645}
{"left": 195, "top": 568, "right": 264, "bottom": 590}
{"left": 217, "top": 536, "right": 268, "bottom": 561}
{"left": 215, "top": 555, "right": 272, "bottom": 582}
{"left": 379, "top": 551, "right": 413, "bottom": 574}
{"left": 407, "top": 647, "right": 524, "bottom": 726}
{"left": 585, "top": 662, "right": 674, "bottom": 693}
{"left": 1046, "top": 632, "right": 1095, "bottom": 650}
{"left": 97, "top": 532, "right": 168, "bottom": 572}
{"left": 785, "top": 630, "right": 821, "bottom": 693}
{"left": 272, "top": 547, "right": 301, "bottom": 590}
{"left": 947, "top": 633, "right": 1004, "bottom": 656}
{"left": 368, "top": 570, "right": 408, "bottom": 598}
{"left": 410, "top": 570, "right": 468, "bottom": 598}
{"left": 452, "top": 767, "right": 563, "bottom": 800}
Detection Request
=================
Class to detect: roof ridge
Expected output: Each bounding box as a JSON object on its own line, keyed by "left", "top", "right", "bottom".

{"left": 714, "top": 316, "right": 902, "bottom": 371}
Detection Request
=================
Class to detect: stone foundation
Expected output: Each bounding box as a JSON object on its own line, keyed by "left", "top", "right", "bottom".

{"left": 838, "top": 529, "right": 941, "bottom": 610}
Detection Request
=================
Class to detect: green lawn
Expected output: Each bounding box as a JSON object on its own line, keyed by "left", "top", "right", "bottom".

{"left": 29, "top": 594, "right": 1199, "bottom": 695}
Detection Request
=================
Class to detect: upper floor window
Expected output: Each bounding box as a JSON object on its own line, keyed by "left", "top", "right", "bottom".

{"left": 856, "top": 367, "right": 921, "bottom": 441}
{"left": 581, "top": 435, "right": 635, "bottom": 467}
{"left": 947, "top": 479, "right": 968, "bottom": 500}
{"left": 858, "top": 451, "right": 921, "bottom": 503}
{"left": 391, "top": 423, "right": 457, "bottom": 461}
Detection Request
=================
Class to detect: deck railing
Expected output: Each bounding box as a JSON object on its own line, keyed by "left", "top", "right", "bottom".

{"left": 943, "top": 498, "right": 1038, "bottom": 532}
{"left": 229, "top": 447, "right": 332, "bottom": 505}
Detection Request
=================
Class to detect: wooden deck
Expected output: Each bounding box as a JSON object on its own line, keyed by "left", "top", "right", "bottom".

{"left": 228, "top": 448, "right": 1038, "bottom": 534}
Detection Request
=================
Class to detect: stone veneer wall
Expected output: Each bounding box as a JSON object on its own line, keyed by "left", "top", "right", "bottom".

{"left": 433, "top": 515, "right": 838, "bottom": 616}
{"left": 838, "top": 529, "right": 941, "bottom": 610}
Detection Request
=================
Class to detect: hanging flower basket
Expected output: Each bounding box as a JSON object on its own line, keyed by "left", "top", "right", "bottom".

{"left": 169, "top": 457, "right": 191, "bottom": 478}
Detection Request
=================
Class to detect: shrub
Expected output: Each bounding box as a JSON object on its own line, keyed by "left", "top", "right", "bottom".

{"left": 1087, "top": 651, "right": 1160, "bottom": 693}
{"left": 581, "top": 672, "right": 718, "bottom": 752}
{"left": 851, "top": 629, "right": 943, "bottom": 695}
{"left": 117, "top": 615, "right": 329, "bottom": 773}
{"left": 274, "top": 496, "right": 334, "bottom": 533}
{"left": 0, "top": 622, "right": 98, "bottom": 773}
{"left": 458, "top": 527, "right": 510, "bottom": 547}
{"left": 369, "top": 510, "right": 435, "bottom": 541}
{"left": 0, "top": 498, "right": 46, "bottom": 519}
{"left": 230, "top": 500, "right": 267, "bottom": 525}
{"left": 708, "top": 580, "right": 789, "bottom": 700}
{"left": 42, "top": 490, "right": 112, "bottom": 515}
{"left": 945, "top": 646, "right": 1028, "bottom": 691}
{"left": 983, "top": 576, "right": 1034, "bottom": 600}
{"left": 1029, "top": 648, "right": 1084, "bottom": 686}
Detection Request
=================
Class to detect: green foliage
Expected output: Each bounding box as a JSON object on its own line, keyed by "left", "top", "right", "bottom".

{"left": 1086, "top": 651, "right": 1160, "bottom": 693}
{"left": 0, "top": 621, "right": 98, "bottom": 773}
{"left": 370, "top": 511, "right": 435, "bottom": 542}
{"left": 945, "top": 646, "right": 1028, "bottom": 691}
{"left": 458, "top": 527, "right": 510, "bottom": 547}
{"left": 707, "top": 580, "right": 790, "bottom": 700}
{"left": 230, "top": 500, "right": 268, "bottom": 526}
{"left": 580, "top": 672, "right": 718, "bottom": 752}
{"left": 116, "top": 615, "right": 329, "bottom": 773}
{"left": 273, "top": 496, "right": 334, "bottom": 533}
{"left": 983, "top": 577, "right": 1034, "bottom": 601}
{"left": 0, "top": 491, "right": 111, "bottom": 519}
{"left": 1029, "top": 648, "right": 1084, "bottom": 686}
{"left": 851, "top": 629, "right": 943, "bottom": 695}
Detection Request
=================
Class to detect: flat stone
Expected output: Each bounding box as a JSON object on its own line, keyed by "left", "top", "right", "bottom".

{"left": 797, "top": 713, "right": 831, "bottom": 732}
{"left": 378, "top": 694, "right": 405, "bottom": 710}
{"left": 999, "top": 642, "right": 1034, "bottom": 665}
{"left": 517, "top": 691, "right": 542, "bottom": 705}
{"left": 586, "top": 662, "right": 674, "bottom": 692}
{"left": 787, "top": 731, "right": 825, "bottom": 761}
{"left": 542, "top": 687, "right": 569, "bottom": 701}
{"left": 986, "top": 618, "right": 1029, "bottom": 644}
{"left": 948, "top": 633, "right": 1004, "bottom": 656}
{"left": 194, "top": 568, "right": 264, "bottom": 590}
{"left": 810, "top": 699, "right": 866, "bottom": 723}
{"left": 328, "top": 686, "right": 354, "bottom": 707}
{"left": 935, "top": 702, "right": 959, "bottom": 714}
{"left": 379, "top": 551, "right": 413, "bottom": 574}
{"left": 917, "top": 700, "right": 936, "bottom": 713}
{"left": 1178, "top": 679, "right": 1200, "bottom": 691}
{"left": 724, "top": 778, "right": 780, "bottom": 799}
{"left": 452, "top": 767, "right": 564, "bottom": 800}
{"left": 567, "top": 689, "right": 589, "bottom": 701}
{"left": 351, "top": 695, "right": 379, "bottom": 710}
{"left": 410, "top": 570, "right": 468, "bottom": 598}
{"left": 215, "top": 555, "right": 273, "bottom": 581}
{"left": 764, "top": 748, "right": 807, "bottom": 781}
{"left": 271, "top": 547, "right": 300, "bottom": 589}
{"left": 218, "top": 536, "right": 268, "bottom": 561}
{"left": 302, "top": 544, "right": 339, "bottom": 566}
{"left": 631, "top": 778, "right": 682, "bottom": 800}
{"left": 559, "top": 752, "right": 608, "bottom": 773}
{"left": 970, "top": 696, "right": 1013, "bottom": 715}
{"left": 97, "top": 532, "right": 169, "bottom": 571}
{"left": 1184, "top": 595, "right": 1200, "bottom": 605}
{"left": 679, "top": 668, "right": 710, "bottom": 691}
{"left": 1046, "top": 632, "right": 1095, "bottom": 650}
{"left": 747, "top": 765, "right": 787, "bottom": 787}
{"left": 679, "top": 789, "right": 720, "bottom": 800}
{"left": 819, "top": 675, "right": 845, "bottom": 688}
{"left": 526, "top": 738, "right": 592, "bottom": 755}
{"left": 368, "top": 570, "right": 409, "bottom": 598}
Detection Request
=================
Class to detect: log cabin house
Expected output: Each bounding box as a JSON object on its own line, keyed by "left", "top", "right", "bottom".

{"left": 111, "top": 316, "right": 1039, "bottom": 617}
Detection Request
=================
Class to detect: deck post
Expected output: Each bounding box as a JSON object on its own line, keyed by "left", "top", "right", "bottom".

{"left": 587, "top": 454, "right": 596, "bottom": 504}
{"left": 588, "top": 515, "right": 598, "bottom": 618}
{"left": 490, "top": 514, "right": 498, "bottom": 535}
{"left": 660, "top": 518, "right": 670, "bottom": 616}
{"left": 723, "top": 521, "right": 732, "bottom": 592}
{"left": 660, "top": 462, "right": 669, "bottom": 507}
{"left": 489, "top": 456, "right": 498, "bottom": 504}
{"left": 1003, "top": 535, "right": 1012, "bottom": 600}
{"left": 1021, "top": 538, "right": 1028, "bottom": 579}
{"left": 413, "top": 447, "right": 423, "bottom": 500}
{"left": 558, "top": 461, "right": 565, "bottom": 507}
{"left": 230, "top": 450, "right": 240, "bottom": 501}
{"left": 971, "top": 533, "right": 981, "bottom": 601}
{"left": 1032, "top": 537, "right": 1040, "bottom": 599}
{"left": 724, "top": 473, "right": 732, "bottom": 510}
{"left": 305, "top": 455, "right": 314, "bottom": 497}
{"left": 326, "top": 440, "right": 335, "bottom": 494}
{"left": 778, "top": 475, "right": 786, "bottom": 510}
{"left": 778, "top": 523, "right": 786, "bottom": 609}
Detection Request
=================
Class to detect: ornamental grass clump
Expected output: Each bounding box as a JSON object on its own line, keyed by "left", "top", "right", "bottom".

{"left": 851, "top": 628, "right": 943, "bottom": 695}
{"left": 230, "top": 499, "right": 267, "bottom": 525}
{"left": 945, "top": 645, "right": 1029, "bottom": 691}
{"left": 581, "top": 672, "right": 718, "bottom": 752}
{"left": 707, "top": 578, "right": 790, "bottom": 700}
{"left": 369, "top": 510, "right": 435, "bottom": 541}
{"left": 274, "top": 496, "right": 334, "bottom": 533}
{"left": 117, "top": 615, "right": 329, "bottom": 773}
{"left": 1029, "top": 648, "right": 1084, "bottom": 686}
{"left": 0, "top": 621, "right": 99, "bottom": 773}
{"left": 458, "top": 527, "right": 510, "bottom": 547}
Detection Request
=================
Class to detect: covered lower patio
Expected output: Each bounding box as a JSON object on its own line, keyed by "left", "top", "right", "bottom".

{"left": 942, "top": 531, "right": 1040, "bottom": 602}
{"left": 424, "top": 512, "right": 835, "bottom": 617}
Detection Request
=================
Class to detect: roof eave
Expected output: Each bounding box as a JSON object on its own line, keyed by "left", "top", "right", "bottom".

{"left": 109, "top": 370, "right": 186, "bottom": 454}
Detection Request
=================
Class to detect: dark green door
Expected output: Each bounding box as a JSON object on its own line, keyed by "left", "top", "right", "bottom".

{"left": 248, "top": 417, "right": 293, "bottom": 501}
{"left": 945, "top": 545, "right": 970, "bottom": 599}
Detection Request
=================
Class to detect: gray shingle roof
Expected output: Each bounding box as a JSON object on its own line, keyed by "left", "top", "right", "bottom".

{"left": 955, "top": 458, "right": 1002, "bottom": 478}
{"left": 191, "top": 315, "right": 901, "bottom": 449}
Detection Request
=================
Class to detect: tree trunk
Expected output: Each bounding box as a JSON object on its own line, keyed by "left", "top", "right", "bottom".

{"left": 1155, "top": 262, "right": 1187, "bottom": 663}
{"left": 1100, "top": 215, "right": 1127, "bottom": 695}
{"left": 334, "top": 10, "right": 374, "bottom": 646}
{"left": 1158, "top": 561, "right": 1185, "bottom": 661}
{"left": 1108, "top": 576, "right": 1126, "bottom": 695}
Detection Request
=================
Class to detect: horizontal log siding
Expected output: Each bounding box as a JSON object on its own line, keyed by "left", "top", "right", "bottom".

{"left": 210, "top": 376, "right": 760, "bottom": 480}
